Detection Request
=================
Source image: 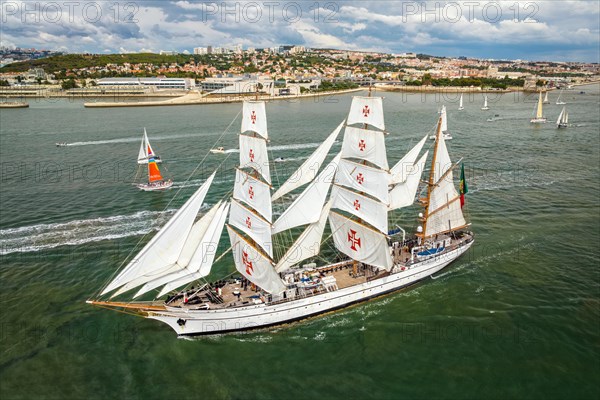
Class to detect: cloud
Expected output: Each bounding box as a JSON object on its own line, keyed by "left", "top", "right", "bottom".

{"left": 0, "top": 1, "right": 597, "bottom": 62}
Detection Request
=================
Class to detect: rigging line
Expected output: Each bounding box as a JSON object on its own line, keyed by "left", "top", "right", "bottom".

{"left": 94, "top": 108, "right": 243, "bottom": 300}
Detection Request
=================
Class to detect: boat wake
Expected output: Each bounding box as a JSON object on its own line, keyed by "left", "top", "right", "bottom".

{"left": 0, "top": 210, "right": 178, "bottom": 255}
{"left": 66, "top": 132, "right": 227, "bottom": 147}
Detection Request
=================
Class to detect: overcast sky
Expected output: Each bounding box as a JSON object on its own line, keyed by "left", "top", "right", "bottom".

{"left": 1, "top": 1, "right": 599, "bottom": 62}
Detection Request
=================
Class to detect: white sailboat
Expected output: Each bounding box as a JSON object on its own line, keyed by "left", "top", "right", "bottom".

{"left": 530, "top": 91, "right": 547, "bottom": 123}
{"left": 481, "top": 95, "right": 489, "bottom": 110}
{"left": 543, "top": 91, "right": 549, "bottom": 104}
{"left": 136, "top": 128, "right": 173, "bottom": 191}
{"left": 88, "top": 98, "right": 474, "bottom": 336}
{"left": 556, "top": 90, "right": 566, "bottom": 105}
{"left": 430, "top": 105, "right": 452, "bottom": 140}
{"left": 556, "top": 106, "right": 569, "bottom": 128}
{"left": 458, "top": 94, "right": 464, "bottom": 110}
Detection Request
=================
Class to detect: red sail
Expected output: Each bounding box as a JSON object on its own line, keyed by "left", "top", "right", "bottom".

{"left": 148, "top": 159, "right": 163, "bottom": 182}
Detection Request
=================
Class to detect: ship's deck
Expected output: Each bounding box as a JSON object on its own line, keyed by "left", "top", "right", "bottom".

{"left": 165, "top": 233, "right": 472, "bottom": 311}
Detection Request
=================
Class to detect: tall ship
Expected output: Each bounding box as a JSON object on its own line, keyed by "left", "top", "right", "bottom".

{"left": 88, "top": 97, "right": 474, "bottom": 336}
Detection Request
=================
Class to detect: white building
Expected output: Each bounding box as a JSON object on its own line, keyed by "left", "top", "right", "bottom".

{"left": 97, "top": 77, "right": 195, "bottom": 90}
{"left": 194, "top": 47, "right": 208, "bottom": 55}
{"left": 201, "top": 76, "right": 273, "bottom": 95}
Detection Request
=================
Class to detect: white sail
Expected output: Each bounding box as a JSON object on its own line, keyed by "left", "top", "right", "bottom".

{"left": 239, "top": 134, "right": 271, "bottom": 184}
{"left": 543, "top": 91, "right": 549, "bottom": 103}
{"left": 482, "top": 96, "right": 489, "bottom": 110}
{"left": 424, "top": 129, "right": 466, "bottom": 238}
{"left": 424, "top": 183, "right": 466, "bottom": 237}
{"left": 227, "top": 226, "right": 286, "bottom": 294}
{"left": 535, "top": 92, "right": 544, "bottom": 119}
{"left": 137, "top": 132, "right": 147, "bottom": 164}
{"left": 133, "top": 201, "right": 230, "bottom": 298}
{"left": 347, "top": 96, "right": 385, "bottom": 130}
{"left": 389, "top": 135, "right": 428, "bottom": 185}
{"left": 335, "top": 159, "right": 390, "bottom": 204}
{"left": 229, "top": 199, "right": 273, "bottom": 257}
{"left": 275, "top": 201, "right": 331, "bottom": 273}
{"left": 137, "top": 128, "right": 161, "bottom": 164}
{"left": 241, "top": 101, "right": 268, "bottom": 139}
{"left": 272, "top": 154, "right": 340, "bottom": 234}
{"left": 328, "top": 211, "right": 393, "bottom": 271}
{"left": 556, "top": 107, "right": 565, "bottom": 125}
{"left": 102, "top": 173, "right": 216, "bottom": 296}
{"left": 272, "top": 121, "right": 343, "bottom": 201}
{"left": 440, "top": 105, "right": 448, "bottom": 133}
{"left": 459, "top": 94, "right": 464, "bottom": 110}
{"left": 433, "top": 133, "right": 453, "bottom": 184}
{"left": 556, "top": 90, "right": 566, "bottom": 105}
{"left": 340, "top": 126, "right": 389, "bottom": 170}
{"left": 331, "top": 185, "right": 388, "bottom": 234}
{"left": 389, "top": 151, "right": 429, "bottom": 210}
{"left": 565, "top": 111, "right": 569, "bottom": 124}
{"left": 233, "top": 169, "right": 272, "bottom": 222}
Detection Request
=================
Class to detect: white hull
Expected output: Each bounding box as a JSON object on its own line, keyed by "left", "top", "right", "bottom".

{"left": 147, "top": 241, "right": 473, "bottom": 336}
{"left": 481, "top": 107, "right": 489, "bottom": 110}
{"left": 530, "top": 118, "right": 547, "bottom": 124}
{"left": 137, "top": 180, "right": 173, "bottom": 191}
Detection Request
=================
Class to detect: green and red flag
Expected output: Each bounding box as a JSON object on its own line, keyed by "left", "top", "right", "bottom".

{"left": 459, "top": 163, "right": 468, "bottom": 207}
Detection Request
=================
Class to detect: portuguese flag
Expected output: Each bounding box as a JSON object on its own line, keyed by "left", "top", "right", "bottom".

{"left": 459, "top": 163, "right": 468, "bottom": 207}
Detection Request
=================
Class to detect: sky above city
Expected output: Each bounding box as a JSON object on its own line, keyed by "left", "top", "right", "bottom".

{"left": 1, "top": 0, "right": 599, "bottom": 62}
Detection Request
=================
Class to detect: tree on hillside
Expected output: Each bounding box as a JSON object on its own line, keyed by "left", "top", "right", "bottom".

{"left": 61, "top": 78, "right": 78, "bottom": 90}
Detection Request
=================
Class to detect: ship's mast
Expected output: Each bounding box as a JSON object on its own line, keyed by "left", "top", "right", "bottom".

{"left": 353, "top": 83, "right": 373, "bottom": 277}
{"left": 418, "top": 116, "right": 443, "bottom": 244}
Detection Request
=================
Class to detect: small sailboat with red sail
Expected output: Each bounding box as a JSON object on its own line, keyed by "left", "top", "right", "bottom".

{"left": 136, "top": 128, "right": 173, "bottom": 191}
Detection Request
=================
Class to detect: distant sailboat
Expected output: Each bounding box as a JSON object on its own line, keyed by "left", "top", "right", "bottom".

{"left": 136, "top": 128, "right": 173, "bottom": 191}
{"left": 481, "top": 95, "right": 489, "bottom": 110}
{"left": 430, "top": 105, "right": 452, "bottom": 140}
{"left": 530, "top": 91, "right": 547, "bottom": 123}
{"left": 556, "top": 106, "right": 569, "bottom": 128}
{"left": 543, "top": 91, "right": 549, "bottom": 104}
{"left": 458, "top": 94, "right": 464, "bottom": 110}
{"left": 556, "top": 90, "right": 566, "bottom": 105}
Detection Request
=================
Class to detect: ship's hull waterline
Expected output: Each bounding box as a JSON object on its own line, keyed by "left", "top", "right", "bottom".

{"left": 145, "top": 241, "right": 473, "bottom": 336}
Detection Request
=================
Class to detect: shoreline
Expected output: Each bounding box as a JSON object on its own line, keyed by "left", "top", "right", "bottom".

{"left": 376, "top": 80, "right": 600, "bottom": 93}
{"left": 82, "top": 88, "right": 363, "bottom": 108}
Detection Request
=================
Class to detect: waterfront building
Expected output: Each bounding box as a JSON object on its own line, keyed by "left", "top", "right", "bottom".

{"left": 97, "top": 77, "right": 195, "bottom": 90}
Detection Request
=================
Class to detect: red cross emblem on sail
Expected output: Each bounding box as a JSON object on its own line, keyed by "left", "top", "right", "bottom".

{"left": 362, "top": 105, "right": 370, "bottom": 117}
{"left": 358, "top": 139, "right": 366, "bottom": 152}
{"left": 242, "top": 250, "right": 254, "bottom": 275}
{"left": 245, "top": 216, "right": 252, "bottom": 229}
{"left": 250, "top": 110, "right": 257, "bottom": 124}
{"left": 353, "top": 199, "right": 361, "bottom": 211}
{"left": 248, "top": 186, "right": 254, "bottom": 199}
{"left": 249, "top": 149, "right": 255, "bottom": 162}
{"left": 356, "top": 173, "right": 365, "bottom": 185}
{"left": 348, "top": 229, "right": 361, "bottom": 251}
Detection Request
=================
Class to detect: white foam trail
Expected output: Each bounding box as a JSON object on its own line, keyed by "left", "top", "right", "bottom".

{"left": 0, "top": 209, "right": 178, "bottom": 255}
{"left": 66, "top": 132, "right": 224, "bottom": 147}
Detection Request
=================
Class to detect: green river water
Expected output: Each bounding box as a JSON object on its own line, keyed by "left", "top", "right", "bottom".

{"left": 0, "top": 86, "right": 598, "bottom": 399}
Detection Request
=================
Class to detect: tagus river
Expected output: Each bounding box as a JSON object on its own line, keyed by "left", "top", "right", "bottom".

{"left": 1, "top": 86, "right": 598, "bottom": 399}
